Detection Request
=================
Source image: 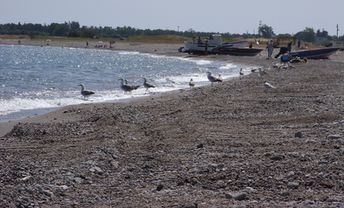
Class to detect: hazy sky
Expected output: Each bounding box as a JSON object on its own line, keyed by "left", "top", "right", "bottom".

{"left": 1, "top": 0, "right": 343, "bottom": 35}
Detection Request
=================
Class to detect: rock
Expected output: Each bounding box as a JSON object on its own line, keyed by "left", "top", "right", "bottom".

{"left": 294, "top": 131, "right": 303, "bottom": 138}
{"left": 243, "top": 186, "right": 257, "bottom": 193}
{"left": 156, "top": 184, "right": 164, "bottom": 191}
{"left": 226, "top": 192, "right": 249, "bottom": 201}
{"left": 270, "top": 154, "right": 285, "bottom": 161}
{"left": 196, "top": 143, "right": 204, "bottom": 149}
{"left": 110, "top": 161, "right": 119, "bottom": 169}
{"left": 327, "top": 134, "right": 342, "bottom": 139}
{"left": 287, "top": 181, "right": 299, "bottom": 189}
{"left": 89, "top": 166, "right": 103, "bottom": 175}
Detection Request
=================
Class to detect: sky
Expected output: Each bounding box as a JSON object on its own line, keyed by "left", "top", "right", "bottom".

{"left": 1, "top": 0, "right": 343, "bottom": 36}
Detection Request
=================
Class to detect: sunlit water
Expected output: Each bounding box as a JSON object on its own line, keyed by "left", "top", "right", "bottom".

{"left": 0, "top": 45, "right": 250, "bottom": 121}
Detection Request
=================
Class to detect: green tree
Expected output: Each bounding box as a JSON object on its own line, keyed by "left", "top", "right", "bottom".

{"left": 258, "top": 24, "right": 275, "bottom": 38}
{"left": 295, "top": 27, "right": 315, "bottom": 42}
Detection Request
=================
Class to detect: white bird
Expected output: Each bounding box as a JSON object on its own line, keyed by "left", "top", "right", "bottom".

{"left": 207, "top": 72, "right": 222, "bottom": 84}
{"left": 189, "top": 78, "right": 195, "bottom": 88}
{"left": 264, "top": 81, "right": 276, "bottom": 90}
{"left": 143, "top": 78, "right": 155, "bottom": 91}
{"left": 78, "top": 84, "right": 95, "bottom": 98}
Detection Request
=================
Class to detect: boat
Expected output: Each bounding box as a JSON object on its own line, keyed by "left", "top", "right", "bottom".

{"left": 289, "top": 47, "right": 340, "bottom": 59}
{"left": 180, "top": 34, "right": 258, "bottom": 55}
{"left": 211, "top": 45, "right": 263, "bottom": 56}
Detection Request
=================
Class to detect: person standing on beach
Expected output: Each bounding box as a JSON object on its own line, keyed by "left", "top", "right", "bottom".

{"left": 267, "top": 40, "right": 274, "bottom": 59}
{"left": 287, "top": 41, "right": 292, "bottom": 52}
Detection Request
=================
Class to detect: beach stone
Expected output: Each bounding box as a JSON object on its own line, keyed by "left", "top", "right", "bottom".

{"left": 287, "top": 181, "right": 299, "bottom": 189}
{"left": 327, "top": 134, "right": 342, "bottom": 139}
{"left": 270, "top": 154, "right": 285, "bottom": 161}
{"left": 89, "top": 166, "right": 103, "bottom": 175}
{"left": 196, "top": 143, "right": 204, "bottom": 149}
{"left": 226, "top": 192, "right": 249, "bottom": 201}
{"left": 156, "top": 184, "right": 164, "bottom": 191}
{"left": 294, "top": 131, "right": 303, "bottom": 138}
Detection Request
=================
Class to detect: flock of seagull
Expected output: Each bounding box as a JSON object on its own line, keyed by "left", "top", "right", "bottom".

{"left": 78, "top": 68, "right": 276, "bottom": 99}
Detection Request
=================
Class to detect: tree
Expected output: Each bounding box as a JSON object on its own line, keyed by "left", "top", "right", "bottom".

{"left": 295, "top": 27, "right": 315, "bottom": 42}
{"left": 258, "top": 24, "right": 275, "bottom": 38}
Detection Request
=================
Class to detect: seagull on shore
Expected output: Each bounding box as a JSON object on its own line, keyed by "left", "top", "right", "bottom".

{"left": 78, "top": 84, "right": 95, "bottom": 99}
{"left": 258, "top": 67, "right": 267, "bottom": 77}
{"left": 264, "top": 81, "right": 276, "bottom": 92}
{"left": 119, "top": 78, "right": 140, "bottom": 93}
{"left": 189, "top": 78, "right": 195, "bottom": 88}
{"left": 239, "top": 68, "right": 244, "bottom": 76}
{"left": 207, "top": 72, "right": 222, "bottom": 85}
{"left": 143, "top": 78, "right": 155, "bottom": 91}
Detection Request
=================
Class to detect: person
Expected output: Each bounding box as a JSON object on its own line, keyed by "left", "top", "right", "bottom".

{"left": 267, "top": 40, "right": 274, "bottom": 59}
{"left": 249, "top": 42, "right": 253, "bottom": 48}
{"left": 287, "top": 41, "right": 292, "bottom": 52}
{"left": 297, "top": 40, "right": 301, "bottom": 48}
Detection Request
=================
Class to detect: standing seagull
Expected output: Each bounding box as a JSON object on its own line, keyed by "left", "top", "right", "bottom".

{"left": 119, "top": 78, "right": 140, "bottom": 93}
{"left": 78, "top": 84, "right": 95, "bottom": 99}
{"left": 239, "top": 68, "right": 244, "bottom": 79}
{"left": 206, "top": 72, "right": 222, "bottom": 85}
{"left": 189, "top": 78, "right": 195, "bottom": 88}
{"left": 143, "top": 78, "right": 155, "bottom": 91}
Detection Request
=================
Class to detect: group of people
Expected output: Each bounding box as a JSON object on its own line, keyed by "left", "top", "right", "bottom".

{"left": 266, "top": 40, "right": 294, "bottom": 60}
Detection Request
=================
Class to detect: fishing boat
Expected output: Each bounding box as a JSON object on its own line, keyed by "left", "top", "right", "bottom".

{"left": 180, "top": 34, "right": 251, "bottom": 55}
{"left": 211, "top": 45, "right": 263, "bottom": 56}
{"left": 289, "top": 47, "right": 339, "bottom": 59}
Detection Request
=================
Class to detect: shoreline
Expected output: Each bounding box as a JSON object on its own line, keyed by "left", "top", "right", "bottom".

{"left": 1, "top": 40, "right": 344, "bottom": 207}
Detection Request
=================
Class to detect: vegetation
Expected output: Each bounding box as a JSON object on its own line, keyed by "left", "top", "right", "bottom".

{"left": 0, "top": 21, "right": 343, "bottom": 45}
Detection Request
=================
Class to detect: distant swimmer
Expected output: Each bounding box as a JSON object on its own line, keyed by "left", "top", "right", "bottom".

{"left": 78, "top": 83, "right": 95, "bottom": 99}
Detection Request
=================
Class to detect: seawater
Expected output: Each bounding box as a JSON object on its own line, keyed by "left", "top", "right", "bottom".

{"left": 0, "top": 45, "right": 249, "bottom": 121}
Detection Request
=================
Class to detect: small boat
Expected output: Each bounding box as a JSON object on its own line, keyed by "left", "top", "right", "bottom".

{"left": 180, "top": 34, "right": 253, "bottom": 55}
{"left": 289, "top": 47, "right": 339, "bottom": 59}
{"left": 211, "top": 46, "right": 263, "bottom": 56}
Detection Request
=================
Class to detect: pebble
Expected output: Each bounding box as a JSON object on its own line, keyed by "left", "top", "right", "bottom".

{"left": 287, "top": 181, "right": 299, "bottom": 189}
{"left": 226, "top": 192, "right": 249, "bottom": 201}
{"left": 270, "top": 154, "right": 285, "bottom": 161}
{"left": 327, "top": 134, "right": 342, "bottom": 139}
{"left": 196, "top": 143, "right": 204, "bottom": 149}
{"left": 156, "top": 184, "right": 164, "bottom": 191}
{"left": 89, "top": 166, "right": 103, "bottom": 175}
{"left": 294, "top": 131, "right": 303, "bottom": 138}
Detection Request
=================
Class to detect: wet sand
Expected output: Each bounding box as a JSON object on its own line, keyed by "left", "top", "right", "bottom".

{"left": 1, "top": 40, "right": 344, "bottom": 207}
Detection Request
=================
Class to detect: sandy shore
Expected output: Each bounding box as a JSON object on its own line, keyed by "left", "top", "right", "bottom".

{"left": 1, "top": 40, "right": 344, "bottom": 207}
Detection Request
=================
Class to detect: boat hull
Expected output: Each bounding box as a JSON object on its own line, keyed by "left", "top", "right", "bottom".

{"left": 212, "top": 47, "right": 263, "bottom": 56}
{"left": 290, "top": 48, "right": 339, "bottom": 59}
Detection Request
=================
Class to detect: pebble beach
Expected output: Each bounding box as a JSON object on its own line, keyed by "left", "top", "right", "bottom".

{"left": 1, "top": 39, "right": 344, "bottom": 207}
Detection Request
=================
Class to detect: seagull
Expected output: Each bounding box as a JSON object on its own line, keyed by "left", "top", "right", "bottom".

{"left": 143, "top": 78, "right": 155, "bottom": 91}
{"left": 189, "top": 78, "right": 195, "bottom": 88}
{"left": 207, "top": 72, "right": 222, "bottom": 85}
{"left": 264, "top": 81, "right": 276, "bottom": 91}
{"left": 239, "top": 68, "right": 244, "bottom": 76}
{"left": 258, "top": 68, "right": 267, "bottom": 77}
{"left": 119, "top": 78, "right": 140, "bottom": 92}
{"left": 78, "top": 84, "right": 95, "bottom": 98}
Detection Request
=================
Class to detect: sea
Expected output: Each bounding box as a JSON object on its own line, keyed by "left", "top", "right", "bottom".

{"left": 0, "top": 45, "right": 249, "bottom": 121}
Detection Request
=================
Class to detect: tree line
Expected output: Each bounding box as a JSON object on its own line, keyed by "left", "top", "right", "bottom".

{"left": 0, "top": 21, "right": 343, "bottom": 43}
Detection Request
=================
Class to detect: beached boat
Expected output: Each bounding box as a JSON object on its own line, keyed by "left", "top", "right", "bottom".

{"left": 289, "top": 47, "right": 339, "bottom": 59}
{"left": 180, "top": 34, "right": 251, "bottom": 55}
{"left": 211, "top": 46, "right": 263, "bottom": 56}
